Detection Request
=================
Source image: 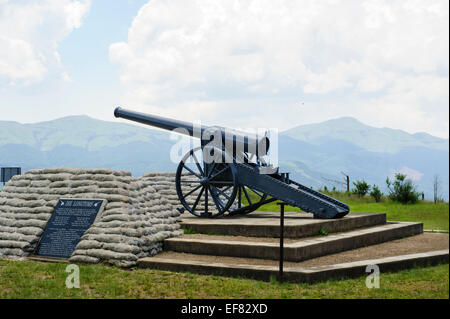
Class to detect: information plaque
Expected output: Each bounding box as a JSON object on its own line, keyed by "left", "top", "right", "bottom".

{"left": 37, "top": 199, "right": 106, "bottom": 259}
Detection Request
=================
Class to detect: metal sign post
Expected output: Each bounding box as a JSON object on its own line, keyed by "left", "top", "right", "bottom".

{"left": 277, "top": 202, "right": 286, "bottom": 283}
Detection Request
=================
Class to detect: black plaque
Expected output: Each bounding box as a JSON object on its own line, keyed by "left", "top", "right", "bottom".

{"left": 37, "top": 199, "right": 105, "bottom": 258}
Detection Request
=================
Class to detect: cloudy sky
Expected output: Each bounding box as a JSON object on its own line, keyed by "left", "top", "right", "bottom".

{"left": 0, "top": 0, "right": 448, "bottom": 138}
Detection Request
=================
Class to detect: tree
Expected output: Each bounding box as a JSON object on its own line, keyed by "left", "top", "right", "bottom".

{"left": 386, "top": 173, "right": 420, "bottom": 204}
{"left": 433, "top": 174, "right": 442, "bottom": 204}
{"left": 352, "top": 180, "right": 370, "bottom": 198}
{"left": 370, "top": 185, "right": 383, "bottom": 202}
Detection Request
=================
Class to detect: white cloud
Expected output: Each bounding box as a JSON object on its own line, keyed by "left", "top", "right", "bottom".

{"left": 0, "top": 0, "right": 90, "bottom": 85}
{"left": 390, "top": 166, "right": 424, "bottom": 182}
{"left": 110, "top": 0, "right": 449, "bottom": 137}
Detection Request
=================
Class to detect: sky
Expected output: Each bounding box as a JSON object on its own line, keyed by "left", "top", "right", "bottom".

{"left": 0, "top": 0, "right": 448, "bottom": 138}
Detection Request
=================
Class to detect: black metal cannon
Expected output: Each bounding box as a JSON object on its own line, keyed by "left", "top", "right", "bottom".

{"left": 114, "top": 107, "right": 350, "bottom": 219}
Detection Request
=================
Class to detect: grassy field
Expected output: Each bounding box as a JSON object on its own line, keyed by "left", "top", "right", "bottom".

{"left": 249, "top": 191, "right": 449, "bottom": 231}
{"left": 0, "top": 259, "right": 448, "bottom": 299}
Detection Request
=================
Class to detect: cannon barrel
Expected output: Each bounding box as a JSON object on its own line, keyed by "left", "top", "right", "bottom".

{"left": 114, "top": 107, "right": 270, "bottom": 156}
{"left": 114, "top": 107, "right": 196, "bottom": 136}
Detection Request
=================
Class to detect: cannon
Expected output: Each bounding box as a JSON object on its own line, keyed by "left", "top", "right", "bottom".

{"left": 114, "top": 107, "right": 350, "bottom": 219}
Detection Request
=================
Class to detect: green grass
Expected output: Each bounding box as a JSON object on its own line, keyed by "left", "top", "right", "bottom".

{"left": 183, "top": 227, "right": 201, "bottom": 235}
{"left": 243, "top": 190, "right": 449, "bottom": 231}
{"left": 0, "top": 259, "right": 448, "bottom": 299}
{"left": 346, "top": 200, "right": 449, "bottom": 231}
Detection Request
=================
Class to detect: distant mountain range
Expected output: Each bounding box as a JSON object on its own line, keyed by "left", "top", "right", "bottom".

{"left": 1, "top": 115, "right": 448, "bottom": 201}
{"left": 283, "top": 117, "right": 449, "bottom": 154}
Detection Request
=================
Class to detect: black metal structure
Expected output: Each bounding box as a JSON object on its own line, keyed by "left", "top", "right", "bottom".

{"left": 114, "top": 107, "right": 350, "bottom": 219}
{"left": 1, "top": 167, "right": 21, "bottom": 185}
{"left": 277, "top": 202, "right": 285, "bottom": 282}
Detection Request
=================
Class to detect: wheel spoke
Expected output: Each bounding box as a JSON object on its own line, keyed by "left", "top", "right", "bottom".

{"left": 191, "top": 152, "right": 204, "bottom": 176}
{"left": 182, "top": 184, "right": 203, "bottom": 199}
{"left": 249, "top": 188, "right": 264, "bottom": 198}
{"left": 183, "top": 165, "right": 202, "bottom": 179}
{"left": 209, "top": 166, "right": 229, "bottom": 181}
{"left": 210, "top": 181, "right": 234, "bottom": 185}
{"left": 209, "top": 186, "right": 224, "bottom": 213}
{"left": 215, "top": 195, "right": 227, "bottom": 210}
{"left": 222, "top": 185, "right": 233, "bottom": 192}
{"left": 207, "top": 162, "right": 217, "bottom": 178}
{"left": 242, "top": 186, "right": 252, "bottom": 205}
{"left": 210, "top": 185, "right": 231, "bottom": 201}
{"left": 192, "top": 187, "right": 205, "bottom": 212}
{"left": 180, "top": 180, "right": 202, "bottom": 183}
{"left": 238, "top": 186, "right": 242, "bottom": 208}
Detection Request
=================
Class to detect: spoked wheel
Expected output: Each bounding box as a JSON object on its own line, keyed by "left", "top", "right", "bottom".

{"left": 228, "top": 185, "right": 273, "bottom": 216}
{"left": 176, "top": 147, "right": 238, "bottom": 218}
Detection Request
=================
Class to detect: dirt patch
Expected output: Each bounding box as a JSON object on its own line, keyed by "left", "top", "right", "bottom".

{"left": 159, "top": 233, "right": 449, "bottom": 268}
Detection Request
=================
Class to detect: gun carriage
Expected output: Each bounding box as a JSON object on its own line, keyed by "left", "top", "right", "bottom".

{"left": 114, "top": 107, "right": 349, "bottom": 219}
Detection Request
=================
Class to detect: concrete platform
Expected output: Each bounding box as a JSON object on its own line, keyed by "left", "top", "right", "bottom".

{"left": 138, "top": 250, "right": 449, "bottom": 283}
{"left": 180, "top": 212, "right": 387, "bottom": 238}
{"left": 150, "top": 233, "right": 450, "bottom": 267}
{"left": 166, "top": 222, "right": 423, "bottom": 261}
{"left": 137, "top": 211, "right": 443, "bottom": 283}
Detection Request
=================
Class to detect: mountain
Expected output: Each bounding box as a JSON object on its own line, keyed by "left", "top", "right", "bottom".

{"left": 0, "top": 116, "right": 448, "bottom": 201}
{"left": 280, "top": 118, "right": 448, "bottom": 200}
{"left": 283, "top": 117, "right": 449, "bottom": 153}
{"left": 0, "top": 116, "right": 178, "bottom": 176}
{"left": 0, "top": 115, "right": 170, "bottom": 151}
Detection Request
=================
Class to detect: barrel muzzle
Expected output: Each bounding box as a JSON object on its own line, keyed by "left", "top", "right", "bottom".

{"left": 114, "top": 107, "right": 123, "bottom": 118}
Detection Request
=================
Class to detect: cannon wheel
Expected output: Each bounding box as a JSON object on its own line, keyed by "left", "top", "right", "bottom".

{"left": 227, "top": 152, "right": 271, "bottom": 216}
{"left": 228, "top": 185, "right": 270, "bottom": 215}
{"left": 176, "top": 147, "right": 238, "bottom": 218}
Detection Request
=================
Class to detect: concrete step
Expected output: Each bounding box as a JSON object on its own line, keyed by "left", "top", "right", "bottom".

{"left": 180, "top": 212, "right": 387, "bottom": 238}
{"left": 165, "top": 222, "right": 423, "bottom": 262}
{"left": 145, "top": 232, "right": 450, "bottom": 269}
{"left": 138, "top": 250, "right": 449, "bottom": 283}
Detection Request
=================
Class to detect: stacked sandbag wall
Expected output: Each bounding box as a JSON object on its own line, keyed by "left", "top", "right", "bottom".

{"left": 140, "top": 172, "right": 180, "bottom": 209}
{"left": 0, "top": 169, "right": 183, "bottom": 267}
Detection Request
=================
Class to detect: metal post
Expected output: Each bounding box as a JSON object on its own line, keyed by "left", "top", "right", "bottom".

{"left": 277, "top": 202, "right": 285, "bottom": 282}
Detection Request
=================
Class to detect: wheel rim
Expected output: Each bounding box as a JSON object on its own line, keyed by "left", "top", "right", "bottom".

{"left": 176, "top": 147, "right": 238, "bottom": 218}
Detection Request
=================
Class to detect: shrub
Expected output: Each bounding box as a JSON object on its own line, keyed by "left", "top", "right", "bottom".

{"left": 386, "top": 173, "right": 420, "bottom": 204}
{"left": 352, "top": 180, "right": 370, "bottom": 198}
{"left": 370, "top": 185, "right": 383, "bottom": 202}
